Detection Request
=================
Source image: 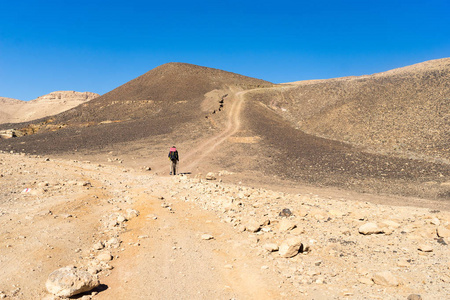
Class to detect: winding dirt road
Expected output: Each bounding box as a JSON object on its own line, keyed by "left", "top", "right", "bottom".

{"left": 182, "top": 91, "right": 245, "bottom": 171}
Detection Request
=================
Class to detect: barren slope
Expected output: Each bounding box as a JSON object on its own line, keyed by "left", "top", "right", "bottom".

{"left": 246, "top": 58, "right": 450, "bottom": 162}
{"left": 0, "top": 91, "right": 99, "bottom": 124}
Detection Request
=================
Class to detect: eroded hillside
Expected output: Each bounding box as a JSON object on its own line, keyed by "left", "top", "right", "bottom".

{"left": 246, "top": 58, "right": 450, "bottom": 162}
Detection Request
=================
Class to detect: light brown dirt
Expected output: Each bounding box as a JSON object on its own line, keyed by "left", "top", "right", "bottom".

{"left": 1, "top": 85, "right": 449, "bottom": 299}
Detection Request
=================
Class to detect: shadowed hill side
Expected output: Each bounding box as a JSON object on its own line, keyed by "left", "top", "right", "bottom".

{"left": 246, "top": 58, "right": 450, "bottom": 162}
{"left": 240, "top": 98, "right": 450, "bottom": 199}
{"left": 0, "top": 63, "right": 272, "bottom": 153}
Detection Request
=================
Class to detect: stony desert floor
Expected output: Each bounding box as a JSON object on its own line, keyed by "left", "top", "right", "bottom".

{"left": 0, "top": 152, "right": 449, "bottom": 299}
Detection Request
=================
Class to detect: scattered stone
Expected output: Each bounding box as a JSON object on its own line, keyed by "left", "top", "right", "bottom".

{"left": 117, "top": 215, "right": 127, "bottom": 224}
{"left": 263, "top": 243, "right": 279, "bottom": 252}
{"left": 201, "top": 234, "right": 214, "bottom": 240}
{"left": 372, "top": 271, "right": 400, "bottom": 286}
{"left": 418, "top": 244, "right": 433, "bottom": 252}
{"left": 96, "top": 251, "right": 113, "bottom": 262}
{"left": 105, "top": 237, "right": 121, "bottom": 248}
{"left": 430, "top": 218, "right": 440, "bottom": 226}
{"left": 407, "top": 294, "right": 422, "bottom": 300}
{"left": 279, "top": 208, "right": 292, "bottom": 217}
{"left": 437, "top": 226, "right": 450, "bottom": 238}
{"left": 359, "top": 223, "right": 383, "bottom": 235}
{"left": 126, "top": 209, "right": 140, "bottom": 219}
{"left": 92, "top": 242, "right": 104, "bottom": 250}
{"left": 45, "top": 266, "right": 99, "bottom": 297}
{"left": 205, "top": 172, "right": 216, "bottom": 180}
{"left": 246, "top": 220, "right": 261, "bottom": 233}
{"left": 278, "top": 237, "right": 302, "bottom": 258}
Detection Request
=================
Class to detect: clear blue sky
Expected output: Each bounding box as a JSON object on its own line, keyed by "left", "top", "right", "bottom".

{"left": 1, "top": 0, "right": 449, "bottom": 100}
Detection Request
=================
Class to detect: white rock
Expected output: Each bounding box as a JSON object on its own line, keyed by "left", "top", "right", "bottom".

{"left": 96, "top": 251, "right": 112, "bottom": 262}
{"left": 372, "top": 271, "right": 400, "bottom": 286}
{"left": 46, "top": 266, "right": 99, "bottom": 297}
{"left": 205, "top": 172, "right": 216, "bottom": 180}
{"left": 126, "top": 209, "right": 140, "bottom": 219}
{"left": 92, "top": 242, "right": 104, "bottom": 250}
{"left": 437, "top": 226, "right": 450, "bottom": 238}
{"left": 201, "top": 234, "right": 214, "bottom": 240}
{"left": 430, "top": 218, "right": 440, "bottom": 226}
{"left": 359, "top": 223, "right": 383, "bottom": 235}
{"left": 105, "top": 237, "right": 121, "bottom": 248}
{"left": 278, "top": 237, "right": 302, "bottom": 258}
{"left": 246, "top": 220, "right": 261, "bottom": 233}
{"left": 117, "top": 215, "right": 127, "bottom": 223}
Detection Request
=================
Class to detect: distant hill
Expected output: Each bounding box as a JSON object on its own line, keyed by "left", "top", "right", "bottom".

{"left": 246, "top": 58, "right": 450, "bottom": 161}
{"left": 0, "top": 97, "right": 23, "bottom": 104}
{"left": 0, "top": 91, "right": 99, "bottom": 124}
{"left": 53, "top": 62, "right": 273, "bottom": 124}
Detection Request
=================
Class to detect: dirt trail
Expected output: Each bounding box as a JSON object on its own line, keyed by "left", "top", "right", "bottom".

{"left": 96, "top": 179, "right": 285, "bottom": 299}
{"left": 151, "top": 91, "right": 245, "bottom": 174}
{"left": 182, "top": 91, "right": 244, "bottom": 172}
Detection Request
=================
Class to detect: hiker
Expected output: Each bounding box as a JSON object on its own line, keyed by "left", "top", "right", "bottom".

{"left": 168, "top": 146, "right": 179, "bottom": 175}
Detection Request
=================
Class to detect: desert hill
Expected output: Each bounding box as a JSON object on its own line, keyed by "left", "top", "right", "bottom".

{"left": 0, "top": 96, "right": 23, "bottom": 104}
{"left": 246, "top": 58, "right": 450, "bottom": 162}
{"left": 0, "top": 63, "right": 273, "bottom": 152}
{"left": 52, "top": 62, "right": 273, "bottom": 124}
{"left": 0, "top": 60, "right": 448, "bottom": 200}
{"left": 0, "top": 91, "right": 99, "bottom": 125}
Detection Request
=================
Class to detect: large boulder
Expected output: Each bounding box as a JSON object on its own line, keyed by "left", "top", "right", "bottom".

{"left": 46, "top": 266, "right": 99, "bottom": 297}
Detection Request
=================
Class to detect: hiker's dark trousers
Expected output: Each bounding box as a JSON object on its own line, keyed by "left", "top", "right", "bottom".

{"left": 170, "top": 160, "right": 177, "bottom": 175}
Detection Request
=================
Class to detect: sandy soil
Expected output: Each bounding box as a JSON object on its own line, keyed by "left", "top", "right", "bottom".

{"left": 1, "top": 90, "right": 449, "bottom": 299}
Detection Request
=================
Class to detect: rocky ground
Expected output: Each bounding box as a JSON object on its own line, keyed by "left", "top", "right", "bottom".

{"left": 1, "top": 151, "right": 449, "bottom": 299}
